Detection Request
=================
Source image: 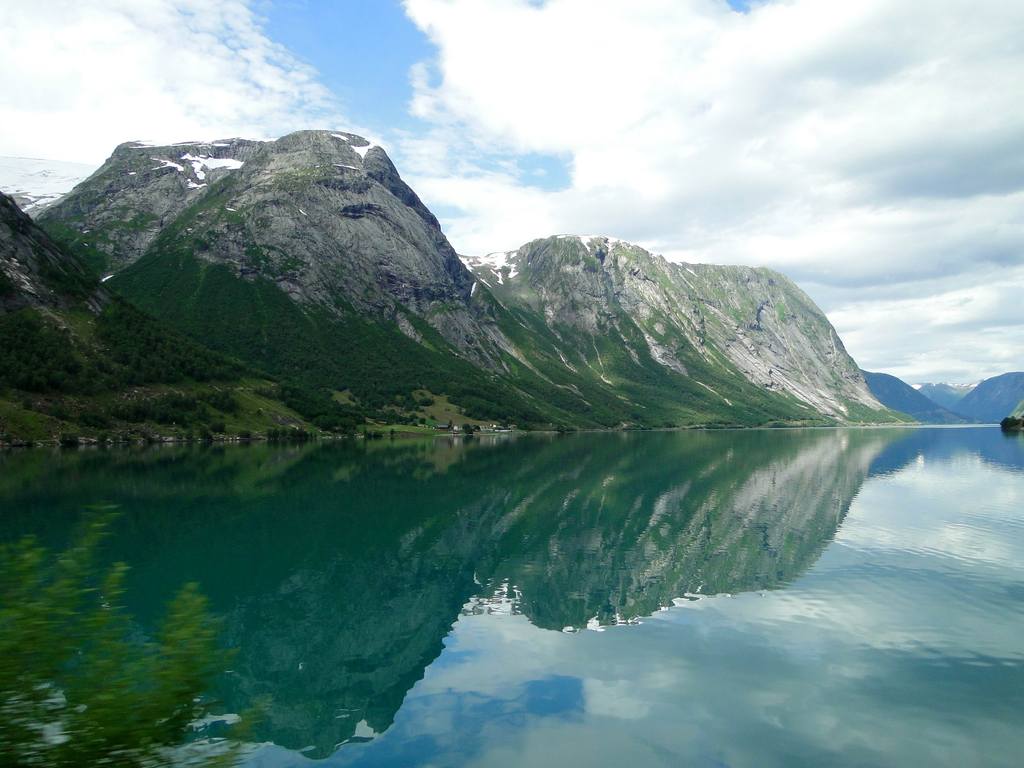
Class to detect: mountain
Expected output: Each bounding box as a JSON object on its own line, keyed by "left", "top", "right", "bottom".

{"left": 861, "top": 370, "right": 966, "bottom": 424}
{"left": 466, "top": 236, "right": 896, "bottom": 423}
{"left": 0, "top": 192, "right": 317, "bottom": 444}
{"left": 0, "top": 156, "right": 96, "bottom": 215}
{"left": 38, "top": 129, "right": 899, "bottom": 428}
{"left": 954, "top": 372, "right": 1024, "bottom": 423}
{"left": 917, "top": 382, "right": 975, "bottom": 411}
{"left": 40, "top": 131, "right": 540, "bottom": 424}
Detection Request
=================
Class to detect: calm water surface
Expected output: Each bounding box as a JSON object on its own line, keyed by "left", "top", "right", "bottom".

{"left": 1, "top": 427, "right": 1022, "bottom": 767}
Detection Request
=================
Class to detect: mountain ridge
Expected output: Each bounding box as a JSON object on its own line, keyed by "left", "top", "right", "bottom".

{"left": 469, "top": 234, "right": 890, "bottom": 421}
{"left": 953, "top": 372, "right": 1024, "bottom": 423}
{"left": 861, "top": 370, "right": 966, "bottom": 424}
{"left": 916, "top": 382, "right": 975, "bottom": 411}
{"left": 30, "top": 129, "right": 900, "bottom": 429}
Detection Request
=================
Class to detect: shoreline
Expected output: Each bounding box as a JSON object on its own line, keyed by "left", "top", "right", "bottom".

{"left": 0, "top": 421, "right": 1004, "bottom": 450}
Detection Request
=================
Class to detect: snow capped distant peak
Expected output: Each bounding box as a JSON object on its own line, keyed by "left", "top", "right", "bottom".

{"left": 0, "top": 156, "right": 95, "bottom": 214}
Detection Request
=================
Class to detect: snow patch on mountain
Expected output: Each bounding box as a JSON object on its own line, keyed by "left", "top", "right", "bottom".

{"left": 180, "top": 153, "right": 244, "bottom": 180}
{"left": 330, "top": 132, "right": 375, "bottom": 160}
{"left": 151, "top": 157, "right": 185, "bottom": 172}
{"left": 461, "top": 250, "right": 520, "bottom": 285}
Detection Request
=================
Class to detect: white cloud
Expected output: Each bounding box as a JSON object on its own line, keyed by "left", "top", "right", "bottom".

{"left": 399, "top": 0, "right": 1024, "bottom": 381}
{"left": 0, "top": 0, "right": 350, "bottom": 163}
{"left": 825, "top": 264, "right": 1024, "bottom": 383}
{"left": 3, "top": 0, "right": 1020, "bottom": 382}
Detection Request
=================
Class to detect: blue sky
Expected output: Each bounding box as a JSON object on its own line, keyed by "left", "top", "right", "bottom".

{"left": 261, "top": 1, "right": 429, "bottom": 137}
{"left": 262, "top": 0, "right": 573, "bottom": 197}
{"left": 260, "top": 0, "right": 756, "bottom": 138}
{"left": 1, "top": 0, "right": 1022, "bottom": 383}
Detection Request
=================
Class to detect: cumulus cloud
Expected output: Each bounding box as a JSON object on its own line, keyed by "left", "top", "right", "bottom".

{"left": 0, "top": 0, "right": 349, "bottom": 163}
{"left": 400, "top": 0, "right": 1024, "bottom": 381}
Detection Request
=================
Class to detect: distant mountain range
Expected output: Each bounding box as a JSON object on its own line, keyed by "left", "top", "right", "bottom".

{"left": 865, "top": 370, "right": 1024, "bottom": 424}
{"left": 861, "top": 371, "right": 966, "bottom": 424}
{"left": 955, "top": 373, "right": 1024, "bottom": 422}
{"left": 0, "top": 129, "right": 922, "bottom": 439}
{"left": 915, "top": 382, "right": 975, "bottom": 411}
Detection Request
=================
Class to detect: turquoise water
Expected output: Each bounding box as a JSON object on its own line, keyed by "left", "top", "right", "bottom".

{"left": 1, "top": 427, "right": 1022, "bottom": 766}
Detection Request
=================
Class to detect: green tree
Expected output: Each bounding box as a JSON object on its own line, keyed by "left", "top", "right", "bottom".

{"left": 0, "top": 511, "right": 238, "bottom": 767}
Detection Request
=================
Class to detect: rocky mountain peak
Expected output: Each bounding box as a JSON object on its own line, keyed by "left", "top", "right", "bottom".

{"left": 40, "top": 129, "right": 503, "bottom": 368}
{"left": 248, "top": 130, "right": 376, "bottom": 173}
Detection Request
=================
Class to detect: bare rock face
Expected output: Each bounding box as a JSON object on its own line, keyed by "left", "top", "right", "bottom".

{"left": 467, "top": 235, "right": 885, "bottom": 420}
{"left": 0, "top": 192, "right": 100, "bottom": 314}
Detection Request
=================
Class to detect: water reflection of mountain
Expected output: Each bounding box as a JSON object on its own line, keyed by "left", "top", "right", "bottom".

{"left": 0, "top": 428, "right": 924, "bottom": 757}
{"left": 475, "top": 430, "right": 895, "bottom": 630}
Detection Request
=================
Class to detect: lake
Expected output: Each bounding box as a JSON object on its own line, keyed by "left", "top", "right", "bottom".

{"left": 1, "top": 427, "right": 1022, "bottom": 767}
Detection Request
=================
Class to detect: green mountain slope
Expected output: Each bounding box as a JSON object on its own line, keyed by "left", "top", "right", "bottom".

{"left": 112, "top": 243, "right": 545, "bottom": 424}
{"left": 0, "top": 192, "right": 315, "bottom": 444}
{"left": 861, "top": 370, "right": 965, "bottom": 423}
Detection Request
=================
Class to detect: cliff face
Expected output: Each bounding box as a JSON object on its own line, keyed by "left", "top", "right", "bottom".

{"left": 38, "top": 138, "right": 263, "bottom": 273}
{"left": 0, "top": 192, "right": 100, "bottom": 313}
{"left": 468, "top": 235, "right": 891, "bottom": 421}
